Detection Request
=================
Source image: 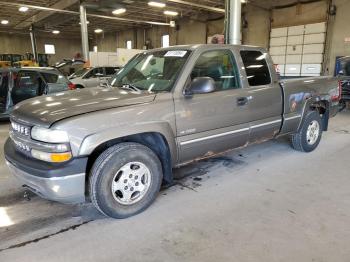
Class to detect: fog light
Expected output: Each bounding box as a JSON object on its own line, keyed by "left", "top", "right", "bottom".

{"left": 31, "top": 149, "right": 72, "bottom": 163}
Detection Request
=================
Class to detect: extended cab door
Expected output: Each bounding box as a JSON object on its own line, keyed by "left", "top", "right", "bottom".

{"left": 174, "top": 49, "right": 250, "bottom": 164}
{"left": 238, "top": 49, "right": 283, "bottom": 143}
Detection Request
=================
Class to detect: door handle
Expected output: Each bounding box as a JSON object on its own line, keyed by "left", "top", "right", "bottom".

{"left": 237, "top": 96, "right": 251, "bottom": 106}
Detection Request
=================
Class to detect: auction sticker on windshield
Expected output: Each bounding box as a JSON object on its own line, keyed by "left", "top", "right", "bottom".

{"left": 164, "top": 50, "right": 187, "bottom": 57}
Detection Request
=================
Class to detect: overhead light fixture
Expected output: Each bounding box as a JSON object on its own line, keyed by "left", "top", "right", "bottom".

{"left": 112, "top": 8, "right": 126, "bottom": 15}
{"left": 19, "top": 6, "right": 29, "bottom": 12}
{"left": 52, "top": 30, "right": 60, "bottom": 34}
{"left": 164, "top": 10, "right": 178, "bottom": 16}
{"left": 1, "top": 20, "right": 9, "bottom": 25}
{"left": 148, "top": 1, "right": 166, "bottom": 8}
{"left": 94, "top": 28, "right": 103, "bottom": 33}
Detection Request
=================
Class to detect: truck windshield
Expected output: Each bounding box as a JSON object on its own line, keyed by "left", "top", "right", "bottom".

{"left": 110, "top": 50, "right": 191, "bottom": 92}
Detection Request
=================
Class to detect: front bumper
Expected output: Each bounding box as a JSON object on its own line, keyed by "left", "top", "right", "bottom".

{"left": 4, "top": 138, "right": 87, "bottom": 204}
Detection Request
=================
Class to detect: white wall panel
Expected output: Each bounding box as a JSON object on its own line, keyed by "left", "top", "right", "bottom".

{"left": 286, "top": 54, "right": 302, "bottom": 64}
{"left": 302, "top": 54, "right": 323, "bottom": 63}
{"left": 270, "top": 37, "right": 287, "bottom": 46}
{"left": 270, "top": 46, "right": 287, "bottom": 55}
{"left": 303, "top": 43, "right": 324, "bottom": 54}
{"left": 286, "top": 45, "right": 303, "bottom": 55}
{"left": 304, "top": 22, "right": 326, "bottom": 34}
{"left": 301, "top": 64, "right": 322, "bottom": 75}
{"left": 287, "top": 35, "right": 304, "bottom": 45}
{"left": 285, "top": 64, "right": 301, "bottom": 75}
{"left": 271, "top": 55, "right": 286, "bottom": 64}
{"left": 271, "top": 27, "right": 288, "bottom": 37}
{"left": 288, "top": 25, "right": 305, "bottom": 36}
{"left": 304, "top": 33, "right": 325, "bottom": 44}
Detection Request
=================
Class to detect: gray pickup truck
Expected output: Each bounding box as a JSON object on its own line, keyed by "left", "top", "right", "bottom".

{"left": 4, "top": 45, "right": 341, "bottom": 218}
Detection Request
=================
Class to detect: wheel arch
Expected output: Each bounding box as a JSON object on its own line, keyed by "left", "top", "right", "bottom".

{"left": 84, "top": 131, "right": 175, "bottom": 189}
{"left": 299, "top": 96, "right": 330, "bottom": 131}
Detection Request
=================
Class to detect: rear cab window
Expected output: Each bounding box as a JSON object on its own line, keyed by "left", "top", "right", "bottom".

{"left": 240, "top": 50, "right": 271, "bottom": 86}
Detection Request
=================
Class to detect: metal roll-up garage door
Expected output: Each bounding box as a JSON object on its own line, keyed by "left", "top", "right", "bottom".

{"left": 269, "top": 22, "right": 326, "bottom": 77}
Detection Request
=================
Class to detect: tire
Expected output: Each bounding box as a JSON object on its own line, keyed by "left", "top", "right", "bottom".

{"left": 76, "top": 85, "right": 84, "bottom": 89}
{"left": 291, "top": 111, "right": 323, "bottom": 152}
{"left": 89, "top": 142, "right": 163, "bottom": 219}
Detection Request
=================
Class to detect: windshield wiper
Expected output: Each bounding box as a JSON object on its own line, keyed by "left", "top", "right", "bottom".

{"left": 120, "top": 84, "right": 142, "bottom": 92}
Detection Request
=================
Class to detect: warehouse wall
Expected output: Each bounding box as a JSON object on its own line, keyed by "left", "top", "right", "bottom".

{"left": 325, "top": 0, "right": 350, "bottom": 75}
{"left": 243, "top": 5, "right": 270, "bottom": 48}
{"left": 0, "top": 33, "right": 82, "bottom": 64}
{"left": 272, "top": 1, "right": 328, "bottom": 28}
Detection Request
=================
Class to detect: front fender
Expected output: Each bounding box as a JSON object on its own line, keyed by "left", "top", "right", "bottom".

{"left": 78, "top": 121, "right": 177, "bottom": 164}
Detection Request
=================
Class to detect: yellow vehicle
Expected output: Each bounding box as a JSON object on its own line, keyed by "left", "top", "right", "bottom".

{"left": 0, "top": 54, "right": 12, "bottom": 68}
{"left": 13, "top": 53, "right": 39, "bottom": 67}
{"left": 0, "top": 54, "right": 25, "bottom": 67}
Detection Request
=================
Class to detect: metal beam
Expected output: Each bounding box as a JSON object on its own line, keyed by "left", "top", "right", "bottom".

{"left": 29, "top": 25, "right": 38, "bottom": 62}
{"left": 0, "top": 1, "right": 171, "bottom": 27}
{"left": 227, "top": 0, "right": 242, "bottom": 44}
{"left": 15, "top": 0, "right": 79, "bottom": 29}
{"left": 79, "top": 4, "right": 89, "bottom": 61}
{"left": 167, "top": 0, "right": 225, "bottom": 13}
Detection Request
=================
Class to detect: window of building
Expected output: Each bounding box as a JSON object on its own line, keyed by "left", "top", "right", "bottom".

{"left": 162, "top": 34, "right": 170, "bottom": 48}
{"left": 44, "top": 44, "right": 56, "bottom": 54}
{"left": 126, "top": 40, "right": 133, "bottom": 49}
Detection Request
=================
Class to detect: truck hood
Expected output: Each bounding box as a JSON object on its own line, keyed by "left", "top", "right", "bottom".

{"left": 11, "top": 87, "right": 156, "bottom": 128}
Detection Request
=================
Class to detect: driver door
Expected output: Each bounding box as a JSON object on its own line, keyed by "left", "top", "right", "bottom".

{"left": 174, "top": 49, "right": 250, "bottom": 164}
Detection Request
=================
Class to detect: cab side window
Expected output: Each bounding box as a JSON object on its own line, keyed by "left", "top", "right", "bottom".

{"left": 85, "top": 68, "right": 103, "bottom": 78}
{"left": 191, "top": 50, "right": 240, "bottom": 91}
{"left": 240, "top": 50, "right": 271, "bottom": 86}
{"left": 12, "top": 71, "right": 41, "bottom": 104}
{"left": 105, "top": 67, "right": 118, "bottom": 76}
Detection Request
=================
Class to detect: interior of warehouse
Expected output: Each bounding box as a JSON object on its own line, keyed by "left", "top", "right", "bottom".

{"left": 0, "top": 0, "right": 349, "bottom": 74}
{"left": 0, "top": 0, "right": 350, "bottom": 261}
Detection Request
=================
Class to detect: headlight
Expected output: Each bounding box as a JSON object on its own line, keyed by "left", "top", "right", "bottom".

{"left": 31, "top": 149, "right": 72, "bottom": 163}
{"left": 31, "top": 126, "right": 69, "bottom": 143}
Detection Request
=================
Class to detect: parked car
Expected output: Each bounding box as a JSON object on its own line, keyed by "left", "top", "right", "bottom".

{"left": 68, "top": 66, "right": 120, "bottom": 89}
{"left": 5, "top": 45, "right": 341, "bottom": 218}
{"left": 337, "top": 56, "right": 350, "bottom": 108}
{"left": 0, "top": 67, "right": 75, "bottom": 119}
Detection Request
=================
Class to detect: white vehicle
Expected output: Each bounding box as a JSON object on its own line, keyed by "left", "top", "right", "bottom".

{"left": 69, "top": 66, "right": 120, "bottom": 89}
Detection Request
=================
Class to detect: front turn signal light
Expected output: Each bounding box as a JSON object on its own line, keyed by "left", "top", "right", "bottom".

{"left": 50, "top": 152, "right": 72, "bottom": 163}
{"left": 31, "top": 149, "right": 72, "bottom": 163}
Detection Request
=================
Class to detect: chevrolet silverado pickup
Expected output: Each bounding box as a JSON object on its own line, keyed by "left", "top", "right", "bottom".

{"left": 4, "top": 45, "right": 341, "bottom": 218}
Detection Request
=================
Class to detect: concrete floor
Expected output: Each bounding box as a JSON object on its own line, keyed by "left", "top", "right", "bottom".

{"left": 0, "top": 111, "right": 350, "bottom": 262}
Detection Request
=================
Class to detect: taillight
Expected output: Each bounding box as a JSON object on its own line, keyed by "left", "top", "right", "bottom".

{"left": 331, "top": 80, "right": 342, "bottom": 102}
{"left": 68, "top": 82, "right": 76, "bottom": 90}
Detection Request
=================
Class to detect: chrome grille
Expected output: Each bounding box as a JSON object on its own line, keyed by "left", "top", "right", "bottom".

{"left": 11, "top": 121, "right": 31, "bottom": 136}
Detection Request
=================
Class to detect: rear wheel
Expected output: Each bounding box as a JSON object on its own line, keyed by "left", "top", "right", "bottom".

{"left": 291, "top": 111, "right": 323, "bottom": 152}
{"left": 90, "top": 142, "right": 163, "bottom": 218}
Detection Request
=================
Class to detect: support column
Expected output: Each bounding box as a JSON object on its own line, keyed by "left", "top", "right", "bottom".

{"left": 29, "top": 25, "right": 38, "bottom": 62}
{"left": 79, "top": 3, "right": 89, "bottom": 61}
{"left": 225, "top": 0, "right": 242, "bottom": 45}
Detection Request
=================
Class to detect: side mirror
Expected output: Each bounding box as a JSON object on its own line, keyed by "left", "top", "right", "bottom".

{"left": 184, "top": 77, "right": 215, "bottom": 96}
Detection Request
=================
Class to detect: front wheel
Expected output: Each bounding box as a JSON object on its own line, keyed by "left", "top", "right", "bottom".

{"left": 89, "top": 142, "right": 163, "bottom": 218}
{"left": 291, "top": 111, "right": 323, "bottom": 152}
